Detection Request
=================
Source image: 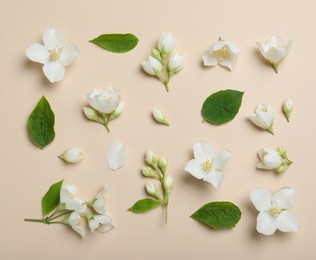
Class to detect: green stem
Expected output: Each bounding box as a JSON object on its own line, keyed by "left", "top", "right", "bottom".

{"left": 165, "top": 205, "right": 169, "bottom": 224}
{"left": 272, "top": 63, "right": 279, "bottom": 73}
{"left": 48, "top": 210, "right": 72, "bottom": 221}
{"left": 24, "top": 218, "right": 46, "bottom": 223}
{"left": 164, "top": 81, "right": 169, "bottom": 92}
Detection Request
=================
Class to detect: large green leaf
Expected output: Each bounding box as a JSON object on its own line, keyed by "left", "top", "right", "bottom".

{"left": 41, "top": 180, "right": 64, "bottom": 216}
{"left": 202, "top": 89, "right": 244, "bottom": 125}
{"left": 191, "top": 201, "right": 241, "bottom": 229}
{"left": 89, "top": 33, "right": 139, "bottom": 53}
{"left": 27, "top": 96, "right": 55, "bottom": 149}
{"left": 128, "top": 198, "right": 161, "bottom": 213}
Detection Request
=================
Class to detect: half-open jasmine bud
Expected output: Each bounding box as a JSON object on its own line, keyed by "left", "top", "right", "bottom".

{"left": 152, "top": 109, "right": 169, "bottom": 126}
{"left": 58, "top": 147, "right": 84, "bottom": 163}
{"left": 283, "top": 98, "right": 293, "bottom": 122}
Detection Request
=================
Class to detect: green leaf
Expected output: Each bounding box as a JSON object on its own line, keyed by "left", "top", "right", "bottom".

{"left": 41, "top": 179, "right": 64, "bottom": 216}
{"left": 202, "top": 89, "right": 244, "bottom": 125}
{"left": 89, "top": 33, "right": 139, "bottom": 53}
{"left": 27, "top": 96, "right": 55, "bottom": 149}
{"left": 128, "top": 198, "right": 161, "bottom": 213}
{"left": 191, "top": 201, "right": 242, "bottom": 229}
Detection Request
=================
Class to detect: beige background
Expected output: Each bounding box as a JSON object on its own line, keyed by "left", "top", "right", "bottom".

{"left": 1, "top": 0, "right": 316, "bottom": 259}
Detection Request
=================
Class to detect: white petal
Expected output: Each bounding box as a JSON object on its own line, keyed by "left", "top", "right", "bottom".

{"left": 98, "top": 224, "right": 114, "bottom": 233}
{"left": 141, "top": 60, "right": 154, "bottom": 75}
{"left": 250, "top": 188, "right": 272, "bottom": 211}
{"left": 42, "top": 61, "right": 65, "bottom": 83}
{"left": 257, "top": 162, "right": 271, "bottom": 170}
{"left": 93, "top": 198, "right": 106, "bottom": 214}
{"left": 213, "top": 41, "right": 226, "bottom": 51}
{"left": 184, "top": 159, "right": 206, "bottom": 179}
{"left": 88, "top": 219, "right": 99, "bottom": 232}
{"left": 285, "top": 40, "right": 293, "bottom": 56}
{"left": 203, "top": 170, "right": 224, "bottom": 188}
{"left": 266, "top": 36, "right": 285, "bottom": 48}
{"left": 263, "top": 153, "right": 282, "bottom": 169}
{"left": 226, "top": 41, "right": 240, "bottom": 54}
{"left": 265, "top": 47, "right": 286, "bottom": 63}
{"left": 256, "top": 42, "right": 268, "bottom": 58}
{"left": 106, "top": 141, "right": 126, "bottom": 171}
{"left": 276, "top": 211, "right": 300, "bottom": 232}
{"left": 68, "top": 212, "right": 80, "bottom": 226}
{"left": 219, "top": 53, "right": 238, "bottom": 70}
{"left": 193, "top": 141, "right": 214, "bottom": 162}
{"left": 25, "top": 43, "right": 50, "bottom": 64}
{"left": 43, "top": 28, "right": 64, "bottom": 50}
{"left": 202, "top": 53, "right": 218, "bottom": 66}
{"left": 73, "top": 225, "right": 85, "bottom": 237}
{"left": 94, "top": 214, "right": 112, "bottom": 224}
{"left": 272, "top": 187, "right": 296, "bottom": 210}
{"left": 60, "top": 44, "right": 80, "bottom": 66}
{"left": 256, "top": 212, "right": 277, "bottom": 235}
{"left": 213, "top": 149, "right": 232, "bottom": 171}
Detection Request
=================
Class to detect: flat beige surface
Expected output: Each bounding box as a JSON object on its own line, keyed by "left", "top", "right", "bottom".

{"left": 1, "top": 0, "right": 316, "bottom": 259}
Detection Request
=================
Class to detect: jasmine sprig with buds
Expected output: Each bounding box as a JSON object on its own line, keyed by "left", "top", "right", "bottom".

{"left": 24, "top": 180, "right": 114, "bottom": 237}
{"left": 141, "top": 33, "right": 184, "bottom": 92}
{"left": 128, "top": 150, "right": 174, "bottom": 224}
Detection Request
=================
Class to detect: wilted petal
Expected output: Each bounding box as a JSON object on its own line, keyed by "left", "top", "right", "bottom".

{"left": 256, "top": 211, "right": 277, "bottom": 235}
{"left": 106, "top": 141, "right": 126, "bottom": 171}
{"left": 43, "top": 28, "right": 64, "bottom": 50}
{"left": 25, "top": 43, "right": 50, "bottom": 64}
{"left": 60, "top": 44, "right": 80, "bottom": 66}
{"left": 276, "top": 211, "right": 300, "bottom": 232}
{"left": 272, "top": 187, "right": 296, "bottom": 210}
{"left": 42, "top": 61, "right": 65, "bottom": 83}
{"left": 250, "top": 188, "right": 272, "bottom": 211}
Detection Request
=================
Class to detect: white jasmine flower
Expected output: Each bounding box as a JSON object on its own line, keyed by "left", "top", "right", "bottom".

{"left": 67, "top": 212, "right": 85, "bottom": 237}
{"left": 256, "top": 36, "right": 293, "bottom": 73}
{"left": 88, "top": 214, "right": 114, "bottom": 233}
{"left": 145, "top": 150, "right": 158, "bottom": 167}
{"left": 168, "top": 53, "right": 184, "bottom": 74}
{"left": 152, "top": 109, "right": 169, "bottom": 126}
{"left": 258, "top": 147, "right": 293, "bottom": 173}
{"left": 203, "top": 38, "right": 240, "bottom": 71}
{"left": 60, "top": 184, "right": 87, "bottom": 213}
{"left": 87, "top": 86, "right": 120, "bottom": 114}
{"left": 283, "top": 98, "right": 293, "bottom": 122}
{"left": 158, "top": 33, "right": 175, "bottom": 54}
{"left": 58, "top": 147, "right": 84, "bottom": 163}
{"left": 106, "top": 141, "right": 126, "bottom": 171}
{"left": 25, "top": 28, "right": 79, "bottom": 83}
{"left": 249, "top": 103, "right": 275, "bottom": 135}
{"left": 250, "top": 187, "right": 300, "bottom": 236}
{"left": 184, "top": 141, "right": 232, "bottom": 188}
{"left": 141, "top": 56, "right": 162, "bottom": 76}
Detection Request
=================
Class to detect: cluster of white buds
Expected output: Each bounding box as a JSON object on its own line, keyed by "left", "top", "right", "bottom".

{"left": 141, "top": 33, "right": 184, "bottom": 92}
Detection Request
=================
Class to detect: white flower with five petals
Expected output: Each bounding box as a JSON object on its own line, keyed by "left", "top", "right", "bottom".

{"left": 250, "top": 187, "right": 300, "bottom": 236}
{"left": 249, "top": 103, "right": 274, "bottom": 135}
{"left": 257, "top": 36, "right": 293, "bottom": 73}
{"left": 25, "top": 28, "right": 79, "bottom": 83}
{"left": 184, "top": 141, "right": 232, "bottom": 188}
{"left": 203, "top": 38, "right": 240, "bottom": 71}
{"left": 60, "top": 184, "right": 87, "bottom": 214}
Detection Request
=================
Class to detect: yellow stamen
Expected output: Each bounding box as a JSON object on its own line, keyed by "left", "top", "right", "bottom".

{"left": 50, "top": 48, "right": 60, "bottom": 61}
{"left": 213, "top": 46, "right": 231, "bottom": 61}
{"left": 202, "top": 160, "right": 213, "bottom": 172}
{"left": 269, "top": 206, "right": 282, "bottom": 218}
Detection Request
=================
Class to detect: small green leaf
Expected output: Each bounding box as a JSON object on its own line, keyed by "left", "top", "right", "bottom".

{"left": 128, "top": 198, "right": 161, "bottom": 213}
{"left": 202, "top": 89, "right": 244, "bottom": 125}
{"left": 89, "top": 33, "right": 139, "bottom": 53}
{"left": 27, "top": 96, "right": 55, "bottom": 149}
{"left": 191, "top": 201, "right": 241, "bottom": 229}
{"left": 41, "top": 179, "right": 64, "bottom": 216}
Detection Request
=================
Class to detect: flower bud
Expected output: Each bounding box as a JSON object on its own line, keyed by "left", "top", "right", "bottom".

{"left": 141, "top": 56, "right": 162, "bottom": 76}
{"left": 145, "top": 150, "right": 158, "bottom": 167}
{"left": 158, "top": 157, "right": 168, "bottom": 174}
{"left": 163, "top": 175, "right": 174, "bottom": 194}
{"left": 283, "top": 98, "right": 293, "bottom": 122}
{"left": 158, "top": 33, "right": 175, "bottom": 54}
{"left": 145, "top": 183, "right": 162, "bottom": 200}
{"left": 257, "top": 147, "right": 292, "bottom": 173}
{"left": 141, "top": 166, "right": 159, "bottom": 179}
{"left": 168, "top": 53, "right": 184, "bottom": 74}
{"left": 152, "top": 109, "right": 169, "bottom": 126}
{"left": 83, "top": 107, "right": 101, "bottom": 123}
{"left": 249, "top": 103, "right": 275, "bottom": 135}
{"left": 151, "top": 48, "right": 162, "bottom": 63}
{"left": 58, "top": 147, "right": 84, "bottom": 163}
